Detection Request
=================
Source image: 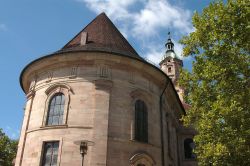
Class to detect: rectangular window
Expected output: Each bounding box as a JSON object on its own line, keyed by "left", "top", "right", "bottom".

{"left": 41, "top": 141, "right": 59, "bottom": 166}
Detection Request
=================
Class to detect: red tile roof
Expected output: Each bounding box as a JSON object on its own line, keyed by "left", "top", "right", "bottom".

{"left": 61, "top": 12, "right": 141, "bottom": 59}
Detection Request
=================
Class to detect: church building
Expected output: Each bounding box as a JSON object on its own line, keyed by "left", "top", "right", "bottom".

{"left": 15, "top": 13, "right": 197, "bottom": 166}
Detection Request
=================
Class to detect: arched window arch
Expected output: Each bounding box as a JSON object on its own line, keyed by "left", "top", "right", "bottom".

{"left": 46, "top": 93, "right": 65, "bottom": 125}
{"left": 130, "top": 153, "right": 155, "bottom": 166}
{"left": 135, "top": 100, "right": 148, "bottom": 142}
{"left": 184, "top": 138, "right": 196, "bottom": 159}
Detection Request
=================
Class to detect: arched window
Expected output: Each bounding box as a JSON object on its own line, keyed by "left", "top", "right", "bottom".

{"left": 130, "top": 153, "right": 155, "bottom": 166}
{"left": 46, "top": 93, "right": 65, "bottom": 125}
{"left": 184, "top": 138, "right": 196, "bottom": 159}
{"left": 135, "top": 100, "right": 148, "bottom": 142}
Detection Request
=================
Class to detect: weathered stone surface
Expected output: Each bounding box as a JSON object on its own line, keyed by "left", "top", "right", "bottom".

{"left": 16, "top": 51, "right": 197, "bottom": 166}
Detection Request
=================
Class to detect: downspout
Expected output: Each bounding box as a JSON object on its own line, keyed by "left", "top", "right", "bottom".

{"left": 160, "top": 78, "right": 170, "bottom": 166}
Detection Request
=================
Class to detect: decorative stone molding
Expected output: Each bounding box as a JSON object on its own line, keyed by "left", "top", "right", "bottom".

{"left": 28, "top": 75, "right": 38, "bottom": 95}
{"left": 26, "top": 90, "right": 36, "bottom": 100}
{"left": 45, "top": 83, "right": 73, "bottom": 95}
{"left": 130, "top": 89, "right": 152, "bottom": 105}
{"left": 130, "top": 153, "right": 156, "bottom": 166}
{"left": 29, "top": 79, "right": 36, "bottom": 92}
{"left": 97, "top": 65, "right": 112, "bottom": 80}
{"left": 69, "top": 66, "right": 78, "bottom": 79}
{"left": 46, "top": 71, "right": 53, "bottom": 83}
{"left": 148, "top": 81, "right": 153, "bottom": 92}
{"left": 129, "top": 71, "right": 135, "bottom": 84}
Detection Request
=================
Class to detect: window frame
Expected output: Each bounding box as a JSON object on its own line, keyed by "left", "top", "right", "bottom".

{"left": 130, "top": 89, "right": 152, "bottom": 143}
{"left": 184, "top": 138, "right": 196, "bottom": 159}
{"left": 134, "top": 99, "right": 148, "bottom": 143}
{"left": 40, "top": 141, "right": 60, "bottom": 166}
{"left": 46, "top": 93, "right": 65, "bottom": 126}
{"left": 42, "top": 84, "right": 72, "bottom": 127}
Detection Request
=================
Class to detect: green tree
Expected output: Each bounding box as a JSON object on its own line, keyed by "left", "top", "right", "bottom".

{"left": 0, "top": 129, "right": 18, "bottom": 166}
{"left": 179, "top": 0, "right": 250, "bottom": 165}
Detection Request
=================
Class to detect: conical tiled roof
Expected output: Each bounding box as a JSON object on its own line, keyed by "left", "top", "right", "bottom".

{"left": 61, "top": 12, "right": 141, "bottom": 59}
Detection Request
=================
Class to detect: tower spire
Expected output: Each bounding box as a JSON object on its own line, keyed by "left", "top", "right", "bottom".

{"left": 159, "top": 32, "right": 184, "bottom": 101}
{"left": 165, "top": 32, "right": 174, "bottom": 52}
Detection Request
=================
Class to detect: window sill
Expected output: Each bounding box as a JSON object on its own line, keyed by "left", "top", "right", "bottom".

{"left": 26, "top": 125, "right": 94, "bottom": 134}
{"left": 129, "top": 139, "right": 156, "bottom": 147}
{"left": 40, "top": 124, "right": 68, "bottom": 129}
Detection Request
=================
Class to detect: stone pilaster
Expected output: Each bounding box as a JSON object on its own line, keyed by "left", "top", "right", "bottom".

{"left": 90, "top": 79, "right": 112, "bottom": 166}
{"left": 15, "top": 91, "right": 35, "bottom": 166}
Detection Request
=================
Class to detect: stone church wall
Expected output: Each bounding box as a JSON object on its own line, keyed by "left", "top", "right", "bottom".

{"left": 16, "top": 52, "right": 170, "bottom": 166}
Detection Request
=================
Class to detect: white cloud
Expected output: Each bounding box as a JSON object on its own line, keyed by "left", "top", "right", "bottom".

{"left": 143, "top": 47, "right": 164, "bottom": 66}
{"left": 80, "top": 0, "right": 135, "bottom": 21}
{"left": 0, "top": 24, "right": 7, "bottom": 31}
{"left": 132, "top": 0, "right": 193, "bottom": 38}
{"left": 79, "top": 0, "right": 193, "bottom": 36}
{"left": 77, "top": 0, "right": 194, "bottom": 64}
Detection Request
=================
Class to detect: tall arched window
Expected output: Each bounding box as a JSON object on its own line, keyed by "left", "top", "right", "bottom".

{"left": 46, "top": 93, "right": 65, "bottom": 126}
{"left": 135, "top": 100, "right": 148, "bottom": 142}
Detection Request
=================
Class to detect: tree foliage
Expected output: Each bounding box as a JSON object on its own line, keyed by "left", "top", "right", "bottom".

{"left": 179, "top": 0, "right": 250, "bottom": 165}
{"left": 0, "top": 129, "right": 18, "bottom": 166}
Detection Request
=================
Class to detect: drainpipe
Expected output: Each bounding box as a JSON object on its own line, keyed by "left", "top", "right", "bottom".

{"left": 160, "top": 78, "right": 170, "bottom": 166}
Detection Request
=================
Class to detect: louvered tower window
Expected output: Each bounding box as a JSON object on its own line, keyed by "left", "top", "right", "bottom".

{"left": 46, "top": 93, "right": 65, "bottom": 125}
{"left": 135, "top": 100, "right": 148, "bottom": 142}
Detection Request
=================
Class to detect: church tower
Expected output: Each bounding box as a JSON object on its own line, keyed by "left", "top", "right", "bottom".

{"left": 159, "top": 33, "right": 185, "bottom": 101}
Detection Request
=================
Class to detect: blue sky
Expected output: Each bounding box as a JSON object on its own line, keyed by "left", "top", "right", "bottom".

{"left": 0, "top": 0, "right": 211, "bottom": 139}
